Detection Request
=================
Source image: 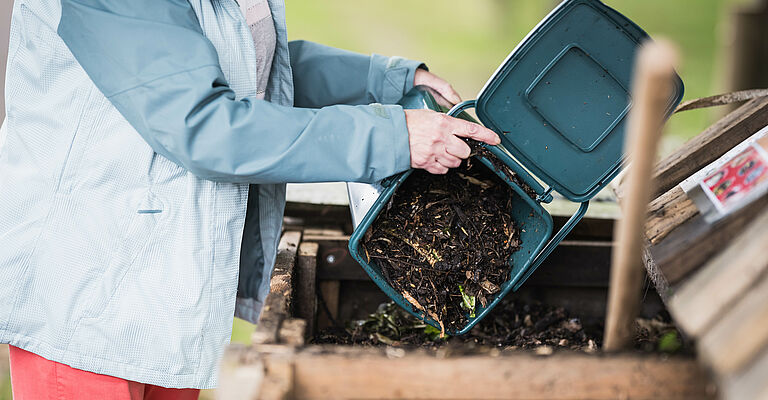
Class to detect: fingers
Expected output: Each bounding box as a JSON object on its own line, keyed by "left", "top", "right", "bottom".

{"left": 445, "top": 135, "right": 471, "bottom": 159}
{"left": 431, "top": 80, "right": 461, "bottom": 106}
{"left": 405, "top": 108, "right": 496, "bottom": 176}
{"left": 425, "top": 164, "right": 449, "bottom": 175}
{"left": 430, "top": 90, "right": 455, "bottom": 110}
{"left": 436, "top": 152, "right": 462, "bottom": 169}
{"left": 414, "top": 69, "right": 462, "bottom": 105}
{"left": 439, "top": 83, "right": 462, "bottom": 105}
{"left": 448, "top": 117, "right": 501, "bottom": 146}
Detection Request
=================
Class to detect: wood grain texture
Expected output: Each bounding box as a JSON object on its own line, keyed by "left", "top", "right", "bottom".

{"left": 669, "top": 207, "right": 768, "bottom": 337}
{"left": 651, "top": 96, "right": 768, "bottom": 198}
{"left": 257, "top": 355, "right": 294, "bottom": 400}
{"left": 278, "top": 318, "right": 307, "bottom": 347}
{"left": 605, "top": 41, "right": 677, "bottom": 351}
{"left": 253, "top": 231, "right": 302, "bottom": 345}
{"left": 645, "top": 186, "right": 697, "bottom": 245}
{"left": 295, "top": 242, "right": 318, "bottom": 337}
{"left": 642, "top": 244, "right": 670, "bottom": 300}
{"left": 698, "top": 271, "right": 768, "bottom": 376}
{"left": 723, "top": 344, "right": 768, "bottom": 400}
{"left": 649, "top": 192, "right": 768, "bottom": 285}
{"left": 290, "top": 349, "right": 714, "bottom": 400}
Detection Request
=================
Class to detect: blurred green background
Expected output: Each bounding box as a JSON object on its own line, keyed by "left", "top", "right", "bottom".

{"left": 0, "top": 0, "right": 754, "bottom": 398}
{"left": 286, "top": 0, "right": 751, "bottom": 151}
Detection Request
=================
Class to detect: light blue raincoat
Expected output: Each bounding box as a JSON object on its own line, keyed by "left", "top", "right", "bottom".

{"left": 0, "top": 0, "right": 422, "bottom": 388}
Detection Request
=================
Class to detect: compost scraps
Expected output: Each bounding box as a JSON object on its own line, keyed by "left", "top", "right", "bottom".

{"left": 362, "top": 143, "right": 523, "bottom": 333}
{"left": 313, "top": 299, "right": 601, "bottom": 353}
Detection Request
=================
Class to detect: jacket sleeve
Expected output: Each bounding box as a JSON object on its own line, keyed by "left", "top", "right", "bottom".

{"left": 288, "top": 40, "right": 425, "bottom": 108}
{"left": 57, "top": 0, "right": 412, "bottom": 184}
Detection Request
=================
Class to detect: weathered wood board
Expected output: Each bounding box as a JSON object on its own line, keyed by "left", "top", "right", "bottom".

{"left": 619, "top": 97, "right": 768, "bottom": 299}
{"left": 645, "top": 186, "right": 697, "bottom": 245}
{"left": 252, "top": 230, "right": 302, "bottom": 345}
{"left": 697, "top": 269, "right": 768, "bottom": 376}
{"left": 649, "top": 96, "right": 768, "bottom": 199}
{"left": 295, "top": 242, "right": 318, "bottom": 337}
{"left": 669, "top": 207, "right": 768, "bottom": 337}
{"left": 648, "top": 192, "right": 768, "bottom": 286}
{"left": 613, "top": 91, "right": 768, "bottom": 400}
{"left": 284, "top": 347, "right": 715, "bottom": 400}
{"left": 230, "top": 227, "right": 716, "bottom": 400}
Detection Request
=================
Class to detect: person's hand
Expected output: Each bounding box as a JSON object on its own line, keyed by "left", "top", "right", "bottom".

{"left": 405, "top": 109, "right": 500, "bottom": 175}
{"left": 414, "top": 69, "right": 462, "bottom": 107}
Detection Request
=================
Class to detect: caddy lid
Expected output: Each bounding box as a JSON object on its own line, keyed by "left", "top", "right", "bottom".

{"left": 475, "top": 0, "right": 684, "bottom": 202}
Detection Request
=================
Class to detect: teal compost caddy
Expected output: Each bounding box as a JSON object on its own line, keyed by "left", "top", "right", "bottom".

{"left": 347, "top": 0, "right": 684, "bottom": 335}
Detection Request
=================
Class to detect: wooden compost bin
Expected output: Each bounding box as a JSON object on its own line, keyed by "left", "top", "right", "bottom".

{"left": 614, "top": 96, "right": 768, "bottom": 400}
{"left": 220, "top": 203, "right": 715, "bottom": 400}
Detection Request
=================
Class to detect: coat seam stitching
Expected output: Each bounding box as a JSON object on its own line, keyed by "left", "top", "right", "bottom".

{"left": 105, "top": 64, "right": 222, "bottom": 98}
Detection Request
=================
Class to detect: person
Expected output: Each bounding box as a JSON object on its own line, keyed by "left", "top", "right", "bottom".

{"left": 0, "top": 0, "right": 500, "bottom": 398}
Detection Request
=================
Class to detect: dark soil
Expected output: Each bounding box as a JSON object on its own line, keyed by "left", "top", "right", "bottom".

{"left": 312, "top": 298, "right": 687, "bottom": 354}
{"left": 361, "top": 142, "right": 525, "bottom": 333}
{"left": 313, "top": 298, "right": 600, "bottom": 352}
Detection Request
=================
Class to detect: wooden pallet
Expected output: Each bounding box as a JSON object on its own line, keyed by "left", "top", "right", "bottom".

{"left": 220, "top": 228, "right": 714, "bottom": 399}
{"left": 616, "top": 96, "right": 768, "bottom": 400}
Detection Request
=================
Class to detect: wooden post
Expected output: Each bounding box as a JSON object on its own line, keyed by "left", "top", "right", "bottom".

{"left": 295, "top": 242, "right": 319, "bottom": 338}
{"left": 604, "top": 41, "right": 679, "bottom": 351}
{"left": 725, "top": 0, "right": 768, "bottom": 112}
{"left": 252, "top": 231, "right": 302, "bottom": 345}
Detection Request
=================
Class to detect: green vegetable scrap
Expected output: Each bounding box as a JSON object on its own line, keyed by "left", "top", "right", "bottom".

{"left": 459, "top": 284, "right": 476, "bottom": 318}
{"left": 658, "top": 331, "right": 682, "bottom": 353}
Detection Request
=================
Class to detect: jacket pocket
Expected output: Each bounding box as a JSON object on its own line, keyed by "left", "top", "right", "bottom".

{"left": 74, "top": 191, "right": 165, "bottom": 321}
{"left": 66, "top": 190, "right": 207, "bottom": 376}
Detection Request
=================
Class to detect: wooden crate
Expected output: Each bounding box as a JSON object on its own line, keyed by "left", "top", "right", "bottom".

{"left": 220, "top": 225, "right": 715, "bottom": 399}
{"left": 614, "top": 96, "right": 768, "bottom": 400}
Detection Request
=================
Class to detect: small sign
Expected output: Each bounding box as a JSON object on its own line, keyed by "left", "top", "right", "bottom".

{"left": 682, "top": 124, "right": 768, "bottom": 222}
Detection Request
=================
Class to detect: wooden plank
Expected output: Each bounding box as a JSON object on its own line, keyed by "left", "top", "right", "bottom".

{"left": 295, "top": 242, "right": 318, "bottom": 337}
{"left": 699, "top": 271, "right": 768, "bottom": 375}
{"left": 216, "top": 345, "right": 265, "bottom": 400}
{"left": 253, "top": 231, "right": 302, "bottom": 345}
{"left": 303, "top": 228, "right": 344, "bottom": 236}
{"left": 650, "top": 96, "right": 768, "bottom": 198}
{"left": 291, "top": 349, "right": 715, "bottom": 400}
{"left": 645, "top": 186, "right": 698, "bottom": 245}
{"left": 316, "top": 280, "right": 340, "bottom": 330}
{"left": 723, "top": 344, "right": 768, "bottom": 400}
{"left": 642, "top": 244, "right": 670, "bottom": 300}
{"left": 278, "top": 318, "right": 307, "bottom": 347}
{"left": 302, "top": 228, "right": 347, "bottom": 242}
{"left": 648, "top": 191, "right": 768, "bottom": 285}
{"left": 669, "top": 207, "right": 768, "bottom": 337}
{"left": 258, "top": 355, "right": 294, "bottom": 400}
{"left": 302, "top": 234, "right": 349, "bottom": 242}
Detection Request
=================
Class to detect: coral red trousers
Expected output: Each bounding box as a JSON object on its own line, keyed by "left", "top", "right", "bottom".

{"left": 8, "top": 346, "right": 200, "bottom": 400}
